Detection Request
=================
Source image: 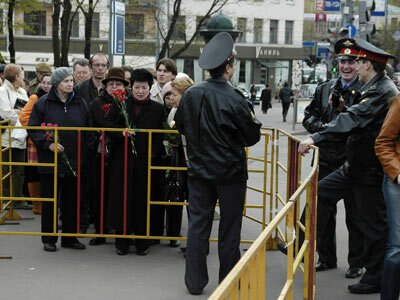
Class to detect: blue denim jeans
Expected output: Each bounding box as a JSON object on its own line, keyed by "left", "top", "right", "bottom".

{"left": 381, "top": 174, "right": 400, "bottom": 300}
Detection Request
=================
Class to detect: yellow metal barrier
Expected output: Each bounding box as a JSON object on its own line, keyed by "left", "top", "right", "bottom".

{"left": 209, "top": 128, "right": 319, "bottom": 300}
{"left": 0, "top": 125, "right": 318, "bottom": 299}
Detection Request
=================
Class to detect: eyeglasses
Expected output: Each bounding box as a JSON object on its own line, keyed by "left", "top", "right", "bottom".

{"left": 107, "top": 81, "right": 124, "bottom": 87}
{"left": 92, "top": 63, "right": 108, "bottom": 68}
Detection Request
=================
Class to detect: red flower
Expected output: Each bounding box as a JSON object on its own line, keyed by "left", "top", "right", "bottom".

{"left": 111, "top": 89, "right": 127, "bottom": 103}
{"left": 101, "top": 103, "right": 111, "bottom": 113}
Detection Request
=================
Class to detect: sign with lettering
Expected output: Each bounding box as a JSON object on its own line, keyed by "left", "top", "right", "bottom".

{"left": 325, "top": 0, "right": 340, "bottom": 12}
{"left": 315, "top": 0, "right": 325, "bottom": 12}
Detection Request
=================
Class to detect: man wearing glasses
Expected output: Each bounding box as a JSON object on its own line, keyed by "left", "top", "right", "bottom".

{"left": 74, "top": 53, "right": 109, "bottom": 234}
{"left": 298, "top": 38, "right": 399, "bottom": 294}
{"left": 75, "top": 53, "right": 109, "bottom": 107}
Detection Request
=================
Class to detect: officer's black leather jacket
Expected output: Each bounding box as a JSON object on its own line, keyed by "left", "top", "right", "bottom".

{"left": 175, "top": 76, "right": 262, "bottom": 181}
{"left": 303, "top": 77, "right": 362, "bottom": 169}
{"left": 311, "top": 72, "right": 399, "bottom": 183}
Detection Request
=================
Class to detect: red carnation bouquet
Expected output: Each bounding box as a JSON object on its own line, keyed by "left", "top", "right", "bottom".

{"left": 41, "top": 122, "right": 77, "bottom": 177}
{"left": 109, "top": 89, "right": 136, "bottom": 156}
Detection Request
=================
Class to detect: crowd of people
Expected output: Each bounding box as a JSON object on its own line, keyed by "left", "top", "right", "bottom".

{"left": 0, "top": 32, "right": 262, "bottom": 296}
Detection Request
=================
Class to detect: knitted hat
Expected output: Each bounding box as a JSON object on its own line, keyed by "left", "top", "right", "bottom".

{"left": 50, "top": 67, "right": 73, "bottom": 87}
{"left": 101, "top": 67, "right": 129, "bottom": 86}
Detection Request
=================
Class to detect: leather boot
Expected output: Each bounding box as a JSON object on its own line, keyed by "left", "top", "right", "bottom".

{"left": 29, "top": 182, "right": 42, "bottom": 215}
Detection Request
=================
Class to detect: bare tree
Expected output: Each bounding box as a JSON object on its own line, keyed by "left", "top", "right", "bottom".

{"left": 76, "top": 0, "right": 99, "bottom": 59}
{"left": 0, "top": 0, "right": 43, "bottom": 63}
{"left": 156, "top": 0, "right": 230, "bottom": 60}
{"left": 52, "top": 0, "right": 61, "bottom": 67}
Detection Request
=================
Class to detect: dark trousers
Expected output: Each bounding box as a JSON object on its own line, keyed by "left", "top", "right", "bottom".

{"left": 40, "top": 174, "right": 79, "bottom": 245}
{"left": 2, "top": 148, "right": 25, "bottom": 199}
{"left": 318, "top": 167, "right": 387, "bottom": 286}
{"left": 92, "top": 157, "right": 109, "bottom": 234}
{"left": 185, "top": 177, "right": 245, "bottom": 293}
{"left": 282, "top": 102, "right": 290, "bottom": 121}
{"left": 298, "top": 165, "right": 364, "bottom": 267}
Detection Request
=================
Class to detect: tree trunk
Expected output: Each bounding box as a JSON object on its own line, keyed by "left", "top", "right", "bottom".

{"left": 84, "top": 0, "right": 94, "bottom": 59}
{"left": 7, "top": 0, "right": 16, "bottom": 63}
{"left": 60, "top": 0, "right": 72, "bottom": 66}
{"left": 52, "top": 0, "right": 61, "bottom": 67}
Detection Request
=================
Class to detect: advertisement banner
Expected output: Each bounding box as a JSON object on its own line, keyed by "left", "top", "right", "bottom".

{"left": 315, "top": 0, "right": 325, "bottom": 12}
{"left": 372, "top": 0, "right": 386, "bottom": 16}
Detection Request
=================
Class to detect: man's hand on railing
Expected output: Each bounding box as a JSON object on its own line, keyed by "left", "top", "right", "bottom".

{"left": 49, "top": 143, "right": 64, "bottom": 153}
{"left": 298, "top": 137, "right": 314, "bottom": 156}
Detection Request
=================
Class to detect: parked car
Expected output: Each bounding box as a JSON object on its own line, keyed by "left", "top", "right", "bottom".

{"left": 299, "top": 83, "right": 318, "bottom": 99}
{"left": 236, "top": 83, "right": 250, "bottom": 99}
{"left": 250, "top": 84, "right": 265, "bottom": 105}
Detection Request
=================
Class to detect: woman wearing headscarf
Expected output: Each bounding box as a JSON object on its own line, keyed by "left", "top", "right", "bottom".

{"left": 28, "top": 67, "right": 91, "bottom": 252}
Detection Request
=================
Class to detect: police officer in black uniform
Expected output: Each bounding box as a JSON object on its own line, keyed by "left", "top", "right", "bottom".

{"left": 175, "top": 32, "right": 262, "bottom": 295}
{"left": 299, "top": 39, "right": 399, "bottom": 294}
{"left": 280, "top": 39, "right": 365, "bottom": 278}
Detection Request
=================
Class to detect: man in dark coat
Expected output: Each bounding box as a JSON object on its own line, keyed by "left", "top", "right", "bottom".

{"left": 74, "top": 53, "right": 109, "bottom": 232}
{"left": 175, "top": 32, "right": 262, "bottom": 295}
{"left": 278, "top": 38, "right": 365, "bottom": 279}
{"left": 260, "top": 83, "right": 272, "bottom": 114}
{"left": 279, "top": 81, "right": 293, "bottom": 122}
{"left": 299, "top": 38, "right": 399, "bottom": 294}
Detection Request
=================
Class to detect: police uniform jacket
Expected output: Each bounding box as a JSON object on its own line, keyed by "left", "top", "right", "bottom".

{"left": 175, "top": 76, "right": 262, "bottom": 182}
{"left": 311, "top": 72, "right": 399, "bottom": 184}
{"left": 303, "top": 78, "right": 362, "bottom": 169}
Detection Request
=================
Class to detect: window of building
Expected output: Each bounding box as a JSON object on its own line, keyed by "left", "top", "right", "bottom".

{"left": 196, "top": 15, "right": 210, "bottom": 40}
{"left": 70, "top": 13, "right": 79, "bottom": 37}
{"left": 172, "top": 15, "right": 186, "bottom": 41}
{"left": 285, "top": 20, "right": 293, "bottom": 44}
{"left": 391, "top": 17, "right": 398, "bottom": 24}
{"left": 254, "top": 18, "right": 263, "bottom": 43}
{"left": 183, "top": 59, "right": 194, "bottom": 79}
{"left": 92, "top": 12, "right": 100, "bottom": 38}
{"left": 24, "top": 11, "right": 46, "bottom": 36}
{"left": 239, "top": 60, "right": 246, "bottom": 83}
{"left": 126, "top": 14, "right": 144, "bottom": 39}
{"left": 237, "top": 18, "right": 247, "bottom": 43}
{"left": 269, "top": 20, "right": 278, "bottom": 44}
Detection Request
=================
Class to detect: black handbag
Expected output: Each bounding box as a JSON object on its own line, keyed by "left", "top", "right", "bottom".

{"left": 14, "top": 98, "right": 27, "bottom": 110}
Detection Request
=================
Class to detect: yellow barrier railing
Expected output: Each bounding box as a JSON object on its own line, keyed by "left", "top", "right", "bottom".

{"left": 209, "top": 128, "right": 319, "bottom": 300}
{"left": 0, "top": 125, "right": 272, "bottom": 247}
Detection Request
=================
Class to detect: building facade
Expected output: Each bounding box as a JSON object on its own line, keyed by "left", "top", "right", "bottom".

{"left": 0, "top": 0, "right": 304, "bottom": 93}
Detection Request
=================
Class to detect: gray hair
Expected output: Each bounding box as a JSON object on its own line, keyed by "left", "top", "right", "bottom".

{"left": 72, "top": 58, "right": 90, "bottom": 71}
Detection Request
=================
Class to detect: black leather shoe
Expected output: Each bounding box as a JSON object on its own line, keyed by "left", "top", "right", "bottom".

{"left": 188, "top": 289, "right": 203, "bottom": 295}
{"left": 345, "top": 266, "right": 363, "bottom": 278}
{"left": 61, "top": 242, "right": 86, "bottom": 250}
{"left": 348, "top": 282, "right": 380, "bottom": 294}
{"left": 43, "top": 243, "right": 57, "bottom": 252}
{"left": 89, "top": 237, "right": 106, "bottom": 246}
{"left": 277, "top": 242, "right": 288, "bottom": 255}
{"left": 169, "top": 240, "right": 180, "bottom": 248}
{"left": 116, "top": 248, "right": 128, "bottom": 256}
{"left": 316, "top": 261, "right": 337, "bottom": 272}
{"left": 136, "top": 247, "right": 150, "bottom": 256}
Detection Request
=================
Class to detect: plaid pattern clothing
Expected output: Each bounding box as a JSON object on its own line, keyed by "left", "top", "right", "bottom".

{"left": 27, "top": 141, "right": 38, "bottom": 163}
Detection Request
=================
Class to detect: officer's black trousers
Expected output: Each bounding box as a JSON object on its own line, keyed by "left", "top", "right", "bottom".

{"left": 318, "top": 167, "right": 387, "bottom": 286}
{"left": 184, "top": 177, "right": 245, "bottom": 294}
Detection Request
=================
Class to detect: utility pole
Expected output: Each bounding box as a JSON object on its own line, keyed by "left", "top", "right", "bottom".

{"left": 342, "top": 0, "right": 354, "bottom": 37}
